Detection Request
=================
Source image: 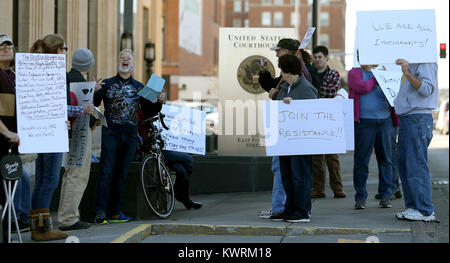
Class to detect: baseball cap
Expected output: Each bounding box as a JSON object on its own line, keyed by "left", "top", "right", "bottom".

{"left": 270, "top": 38, "right": 299, "bottom": 52}
{"left": 0, "top": 33, "right": 13, "bottom": 46}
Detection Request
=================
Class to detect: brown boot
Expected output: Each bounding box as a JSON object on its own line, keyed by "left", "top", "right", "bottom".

{"left": 311, "top": 190, "right": 326, "bottom": 198}
{"left": 334, "top": 191, "right": 347, "bottom": 198}
{"left": 29, "top": 209, "right": 68, "bottom": 242}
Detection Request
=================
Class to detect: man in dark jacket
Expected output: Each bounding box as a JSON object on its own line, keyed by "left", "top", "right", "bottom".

{"left": 93, "top": 49, "right": 166, "bottom": 224}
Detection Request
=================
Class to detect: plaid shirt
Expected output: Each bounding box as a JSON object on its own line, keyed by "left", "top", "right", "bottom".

{"left": 67, "top": 105, "right": 84, "bottom": 118}
{"left": 319, "top": 66, "right": 341, "bottom": 98}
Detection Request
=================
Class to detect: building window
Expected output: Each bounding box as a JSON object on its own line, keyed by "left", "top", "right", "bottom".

{"left": 274, "top": 12, "right": 283, "bottom": 26}
{"left": 262, "top": 0, "right": 271, "bottom": 5}
{"left": 233, "top": 19, "right": 242, "bottom": 27}
{"left": 244, "top": 0, "right": 249, "bottom": 13}
{"left": 262, "top": 12, "right": 271, "bottom": 26}
{"left": 234, "top": 0, "right": 242, "bottom": 13}
{"left": 274, "top": 0, "right": 283, "bottom": 5}
{"left": 307, "top": 12, "right": 312, "bottom": 27}
{"left": 320, "top": 34, "right": 329, "bottom": 47}
{"left": 290, "top": 12, "right": 297, "bottom": 27}
{"left": 244, "top": 19, "right": 249, "bottom": 27}
{"left": 320, "top": 12, "right": 329, "bottom": 26}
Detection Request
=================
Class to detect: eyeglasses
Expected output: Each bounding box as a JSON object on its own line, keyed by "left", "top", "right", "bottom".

{"left": 0, "top": 45, "right": 14, "bottom": 52}
{"left": 61, "top": 46, "right": 68, "bottom": 52}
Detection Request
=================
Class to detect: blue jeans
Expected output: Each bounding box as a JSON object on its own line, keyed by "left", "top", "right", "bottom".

{"left": 279, "top": 155, "right": 312, "bottom": 218}
{"left": 392, "top": 127, "right": 401, "bottom": 192}
{"left": 271, "top": 156, "right": 286, "bottom": 214}
{"left": 163, "top": 150, "right": 193, "bottom": 203}
{"left": 398, "top": 114, "right": 434, "bottom": 216}
{"left": 32, "top": 153, "right": 63, "bottom": 210}
{"left": 95, "top": 126, "right": 138, "bottom": 217}
{"left": 353, "top": 118, "right": 394, "bottom": 201}
{"left": 13, "top": 170, "right": 31, "bottom": 224}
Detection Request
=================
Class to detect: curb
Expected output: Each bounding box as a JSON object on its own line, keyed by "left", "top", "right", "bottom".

{"left": 112, "top": 223, "right": 412, "bottom": 243}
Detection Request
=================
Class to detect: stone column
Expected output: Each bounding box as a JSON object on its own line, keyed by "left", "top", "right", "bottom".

{"left": 18, "top": 0, "right": 55, "bottom": 52}
{"left": 88, "top": 0, "right": 119, "bottom": 81}
{"left": 56, "top": 0, "right": 89, "bottom": 71}
{"left": 0, "top": 0, "right": 13, "bottom": 37}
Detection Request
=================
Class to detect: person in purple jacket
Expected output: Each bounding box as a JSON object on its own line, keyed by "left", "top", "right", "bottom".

{"left": 348, "top": 51, "right": 399, "bottom": 210}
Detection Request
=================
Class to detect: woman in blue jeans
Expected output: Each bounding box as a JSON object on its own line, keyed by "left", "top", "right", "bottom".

{"left": 348, "top": 60, "right": 398, "bottom": 210}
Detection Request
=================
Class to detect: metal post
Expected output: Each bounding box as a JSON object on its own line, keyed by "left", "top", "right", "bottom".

{"left": 312, "top": 0, "right": 320, "bottom": 49}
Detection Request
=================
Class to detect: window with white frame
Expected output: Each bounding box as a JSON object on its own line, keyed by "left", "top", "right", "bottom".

{"left": 262, "top": 12, "right": 271, "bottom": 26}
{"left": 233, "top": 19, "right": 242, "bottom": 27}
{"left": 234, "top": 0, "right": 242, "bottom": 13}
{"left": 274, "top": 12, "right": 283, "bottom": 26}
{"left": 320, "top": 12, "right": 329, "bottom": 26}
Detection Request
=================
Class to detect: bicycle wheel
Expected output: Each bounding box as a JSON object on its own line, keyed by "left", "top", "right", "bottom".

{"left": 140, "top": 155, "right": 175, "bottom": 218}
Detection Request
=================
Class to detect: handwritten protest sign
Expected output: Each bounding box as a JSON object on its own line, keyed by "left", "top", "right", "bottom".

{"left": 341, "top": 99, "right": 354, "bottom": 151}
{"left": 64, "top": 82, "right": 95, "bottom": 168}
{"left": 159, "top": 105, "right": 206, "bottom": 155}
{"left": 262, "top": 99, "right": 347, "bottom": 156}
{"left": 15, "top": 53, "right": 69, "bottom": 154}
{"left": 371, "top": 69, "right": 403, "bottom": 107}
{"left": 357, "top": 9, "right": 437, "bottom": 64}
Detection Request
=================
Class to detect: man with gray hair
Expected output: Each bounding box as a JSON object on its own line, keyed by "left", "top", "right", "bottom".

{"left": 93, "top": 49, "right": 166, "bottom": 224}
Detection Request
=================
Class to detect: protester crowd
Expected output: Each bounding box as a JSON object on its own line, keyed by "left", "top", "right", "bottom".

{"left": 0, "top": 32, "right": 438, "bottom": 242}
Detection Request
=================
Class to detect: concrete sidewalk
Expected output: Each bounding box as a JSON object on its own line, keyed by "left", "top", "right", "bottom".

{"left": 13, "top": 180, "right": 446, "bottom": 244}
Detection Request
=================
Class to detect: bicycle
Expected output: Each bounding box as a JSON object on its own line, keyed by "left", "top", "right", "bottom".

{"left": 137, "top": 112, "right": 175, "bottom": 219}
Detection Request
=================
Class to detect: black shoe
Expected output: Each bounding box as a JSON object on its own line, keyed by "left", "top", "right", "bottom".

{"left": 59, "top": 221, "right": 92, "bottom": 231}
{"left": 183, "top": 200, "right": 202, "bottom": 210}
{"left": 270, "top": 212, "right": 287, "bottom": 222}
{"left": 283, "top": 215, "right": 311, "bottom": 223}
{"left": 11, "top": 221, "right": 30, "bottom": 233}
{"left": 394, "top": 190, "right": 403, "bottom": 199}
{"left": 375, "top": 194, "right": 381, "bottom": 200}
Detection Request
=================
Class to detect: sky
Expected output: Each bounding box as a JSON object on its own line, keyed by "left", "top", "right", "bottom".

{"left": 345, "top": 0, "right": 449, "bottom": 88}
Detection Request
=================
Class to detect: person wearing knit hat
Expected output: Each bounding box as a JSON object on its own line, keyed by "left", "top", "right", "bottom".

{"left": 56, "top": 48, "right": 98, "bottom": 231}
{"left": 72, "top": 48, "right": 95, "bottom": 73}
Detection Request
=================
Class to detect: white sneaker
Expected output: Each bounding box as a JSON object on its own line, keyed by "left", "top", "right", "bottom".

{"left": 395, "top": 208, "right": 419, "bottom": 220}
{"left": 258, "top": 209, "right": 272, "bottom": 219}
{"left": 404, "top": 211, "right": 436, "bottom": 222}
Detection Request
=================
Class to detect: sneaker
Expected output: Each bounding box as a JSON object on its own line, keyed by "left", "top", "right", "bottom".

{"left": 269, "top": 212, "right": 287, "bottom": 222}
{"left": 404, "top": 211, "right": 436, "bottom": 222}
{"left": 108, "top": 212, "right": 132, "bottom": 223}
{"left": 59, "top": 221, "right": 92, "bottom": 231}
{"left": 283, "top": 215, "right": 310, "bottom": 223}
{"left": 354, "top": 200, "right": 366, "bottom": 210}
{"left": 258, "top": 209, "right": 272, "bottom": 219}
{"left": 379, "top": 198, "right": 392, "bottom": 208}
{"left": 94, "top": 216, "right": 109, "bottom": 225}
{"left": 395, "top": 208, "right": 419, "bottom": 220}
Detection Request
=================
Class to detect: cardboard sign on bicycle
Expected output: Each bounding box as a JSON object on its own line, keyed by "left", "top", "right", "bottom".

{"left": 159, "top": 105, "right": 206, "bottom": 155}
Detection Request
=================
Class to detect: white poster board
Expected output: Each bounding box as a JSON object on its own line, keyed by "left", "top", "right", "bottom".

{"left": 160, "top": 105, "right": 206, "bottom": 155}
{"left": 64, "top": 82, "right": 95, "bottom": 168}
{"left": 179, "top": 0, "right": 203, "bottom": 56}
{"left": 299, "top": 27, "right": 316, "bottom": 49}
{"left": 357, "top": 9, "right": 437, "bottom": 65}
{"left": 341, "top": 99, "right": 354, "bottom": 151}
{"left": 371, "top": 69, "right": 403, "bottom": 107}
{"left": 15, "top": 53, "right": 69, "bottom": 154}
{"left": 262, "top": 99, "right": 347, "bottom": 156}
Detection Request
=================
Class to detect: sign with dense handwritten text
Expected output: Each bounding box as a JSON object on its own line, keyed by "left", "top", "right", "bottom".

{"left": 15, "top": 53, "right": 69, "bottom": 154}
{"left": 64, "top": 82, "right": 95, "bottom": 168}
{"left": 357, "top": 9, "right": 437, "bottom": 64}
{"left": 262, "top": 99, "right": 347, "bottom": 156}
{"left": 371, "top": 69, "right": 403, "bottom": 107}
{"left": 159, "top": 105, "right": 206, "bottom": 155}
